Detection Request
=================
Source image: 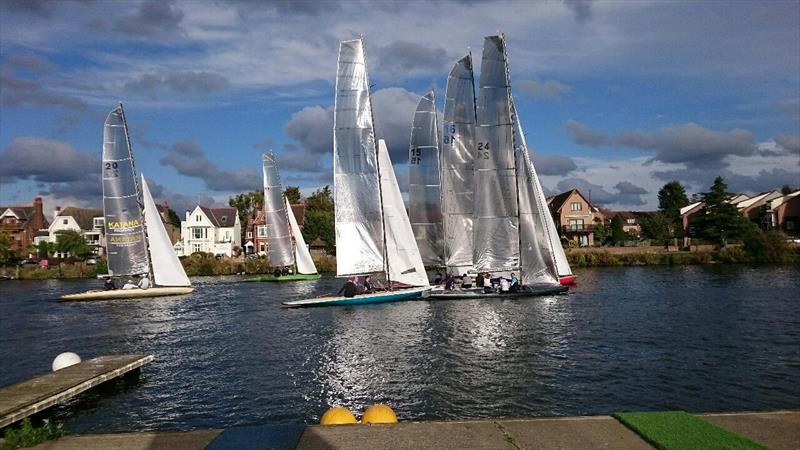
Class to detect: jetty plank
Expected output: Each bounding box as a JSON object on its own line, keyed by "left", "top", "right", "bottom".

{"left": 0, "top": 354, "right": 153, "bottom": 428}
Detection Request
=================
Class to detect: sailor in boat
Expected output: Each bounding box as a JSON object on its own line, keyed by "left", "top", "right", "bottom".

{"left": 122, "top": 279, "right": 138, "bottom": 290}
{"left": 475, "top": 272, "right": 485, "bottom": 288}
{"left": 444, "top": 274, "right": 455, "bottom": 290}
{"left": 104, "top": 278, "right": 116, "bottom": 290}
{"left": 433, "top": 271, "right": 443, "bottom": 285}
{"left": 273, "top": 267, "right": 282, "bottom": 277}
{"left": 499, "top": 277, "right": 510, "bottom": 293}
{"left": 138, "top": 275, "right": 151, "bottom": 290}
{"left": 363, "top": 275, "right": 373, "bottom": 293}
{"left": 282, "top": 266, "right": 290, "bottom": 276}
{"left": 509, "top": 273, "right": 520, "bottom": 293}
{"left": 461, "top": 273, "right": 472, "bottom": 289}
{"left": 337, "top": 277, "right": 357, "bottom": 298}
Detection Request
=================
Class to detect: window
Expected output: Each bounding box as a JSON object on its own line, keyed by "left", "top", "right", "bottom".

{"left": 193, "top": 244, "right": 202, "bottom": 253}
{"left": 568, "top": 219, "right": 584, "bottom": 231}
{"left": 571, "top": 202, "right": 582, "bottom": 211}
{"left": 93, "top": 217, "right": 104, "bottom": 229}
{"left": 246, "top": 231, "right": 252, "bottom": 239}
{"left": 192, "top": 228, "right": 203, "bottom": 239}
{"left": 626, "top": 218, "right": 635, "bottom": 225}
{"left": 63, "top": 219, "right": 68, "bottom": 225}
{"left": 221, "top": 216, "right": 227, "bottom": 223}
{"left": 257, "top": 225, "right": 267, "bottom": 238}
{"left": 787, "top": 221, "right": 795, "bottom": 230}
{"left": 196, "top": 215, "right": 201, "bottom": 222}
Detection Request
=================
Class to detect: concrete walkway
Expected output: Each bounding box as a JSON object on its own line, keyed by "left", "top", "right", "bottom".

{"left": 26, "top": 410, "right": 799, "bottom": 450}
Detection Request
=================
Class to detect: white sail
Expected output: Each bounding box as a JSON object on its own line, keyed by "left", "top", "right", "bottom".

{"left": 285, "top": 196, "right": 317, "bottom": 275}
{"left": 378, "top": 140, "right": 429, "bottom": 287}
{"left": 262, "top": 152, "right": 295, "bottom": 267}
{"left": 408, "top": 90, "right": 443, "bottom": 266}
{"left": 473, "top": 34, "right": 520, "bottom": 272}
{"left": 333, "top": 38, "right": 385, "bottom": 277}
{"left": 512, "top": 109, "right": 560, "bottom": 287}
{"left": 514, "top": 113, "right": 572, "bottom": 279}
{"left": 141, "top": 175, "right": 191, "bottom": 287}
{"left": 441, "top": 54, "right": 477, "bottom": 275}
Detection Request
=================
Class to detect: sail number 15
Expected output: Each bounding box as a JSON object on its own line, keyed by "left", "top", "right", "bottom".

{"left": 410, "top": 148, "right": 421, "bottom": 165}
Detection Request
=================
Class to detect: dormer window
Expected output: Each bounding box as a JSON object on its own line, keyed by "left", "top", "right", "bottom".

{"left": 221, "top": 216, "right": 227, "bottom": 222}
{"left": 63, "top": 219, "right": 68, "bottom": 225}
{"left": 196, "top": 215, "right": 201, "bottom": 222}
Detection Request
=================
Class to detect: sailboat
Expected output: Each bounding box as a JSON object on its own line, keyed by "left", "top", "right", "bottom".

{"left": 246, "top": 152, "right": 320, "bottom": 282}
{"left": 61, "top": 104, "right": 193, "bottom": 301}
{"left": 283, "top": 38, "right": 430, "bottom": 308}
{"left": 408, "top": 90, "right": 444, "bottom": 267}
{"left": 429, "top": 35, "right": 567, "bottom": 299}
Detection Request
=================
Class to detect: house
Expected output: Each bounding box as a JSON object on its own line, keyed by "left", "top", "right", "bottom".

{"left": 602, "top": 211, "right": 653, "bottom": 239}
{"left": 765, "top": 191, "right": 800, "bottom": 236}
{"left": 46, "top": 206, "right": 105, "bottom": 257}
{"left": 180, "top": 206, "right": 241, "bottom": 257}
{"left": 546, "top": 189, "right": 604, "bottom": 247}
{"left": 735, "top": 191, "right": 782, "bottom": 227}
{"left": 0, "top": 197, "right": 49, "bottom": 257}
{"left": 244, "top": 203, "right": 306, "bottom": 256}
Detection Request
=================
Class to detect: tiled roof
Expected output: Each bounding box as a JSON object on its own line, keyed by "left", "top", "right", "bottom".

{"left": 1, "top": 206, "right": 34, "bottom": 221}
{"left": 548, "top": 189, "right": 596, "bottom": 212}
{"left": 200, "top": 206, "right": 238, "bottom": 227}
{"left": 58, "top": 207, "right": 103, "bottom": 230}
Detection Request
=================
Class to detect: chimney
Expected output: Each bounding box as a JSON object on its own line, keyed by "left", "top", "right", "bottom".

{"left": 54, "top": 206, "right": 61, "bottom": 218}
{"left": 34, "top": 197, "right": 43, "bottom": 215}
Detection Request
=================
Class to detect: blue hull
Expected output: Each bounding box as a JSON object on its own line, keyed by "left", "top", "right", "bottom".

{"left": 282, "top": 287, "right": 429, "bottom": 308}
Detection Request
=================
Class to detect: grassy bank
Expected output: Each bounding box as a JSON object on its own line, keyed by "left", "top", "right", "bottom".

{"left": 568, "top": 246, "right": 800, "bottom": 267}
{"left": 1, "top": 254, "right": 337, "bottom": 280}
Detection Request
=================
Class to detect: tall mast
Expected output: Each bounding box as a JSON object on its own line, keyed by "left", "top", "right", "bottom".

{"left": 117, "top": 102, "right": 152, "bottom": 278}
{"left": 501, "top": 34, "right": 525, "bottom": 279}
{"left": 363, "top": 37, "right": 392, "bottom": 288}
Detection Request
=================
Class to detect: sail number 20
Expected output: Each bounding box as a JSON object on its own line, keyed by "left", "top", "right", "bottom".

{"left": 104, "top": 162, "right": 119, "bottom": 178}
{"left": 477, "top": 142, "right": 490, "bottom": 159}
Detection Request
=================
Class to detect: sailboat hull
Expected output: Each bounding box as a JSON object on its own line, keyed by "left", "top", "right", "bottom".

{"left": 283, "top": 286, "right": 430, "bottom": 308}
{"left": 60, "top": 286, "right": 193, "bottom": 301}
{"left": 427, "top": 284, "right": 568, "bottom": 300}
{"left": 245, "top": 274, "right": 321, "bottom": 282}
{"left": 559, "top": 275, "right": 577, "bottom": 285}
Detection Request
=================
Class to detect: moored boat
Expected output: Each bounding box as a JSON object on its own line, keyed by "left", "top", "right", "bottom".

{"left": 61, "top": 286, "right": 193, "bottom": 301}
{"left": 283, "top": 286, "right": 429, "bottom": 308}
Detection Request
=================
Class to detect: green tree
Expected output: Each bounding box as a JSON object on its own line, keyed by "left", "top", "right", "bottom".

{"left": 229, "top": 189, "right": 264, "bottom": 223}
{"left": 0, "top": 231, "right": 12, "bottom": 264}
{"left": 302, "top": 209, "right": 335, "bottom": 248}
{"left": 610, "top": 215, "right": 626, "bottom": 245}
{"left": 658, "top": 181, "right": 689, "bottom": 231}
{"left": 306, "top": 185, "right": 333, "bottom": 213}
{"left": 694, "top": 176, "right": 750, "bottom": 246}
{"left": 55, "top": 230, "right": 91, "bottom": 260}
{"left": 640, "top": 213, "right": 673, "bottom": 244}
{"left": 167, "top": 208, "right": 181, "bottom": 228}
{"left": 284, "top": 186, "right": 302, "bottom": 204}
{"left": 781, "top": 184, "right": 794, "bottom": 195}
{"left": 37, "top": 240, "right": 52, "bottom": 259}
{"left": 593, "top": 223, "right": 609, "bottom": 246}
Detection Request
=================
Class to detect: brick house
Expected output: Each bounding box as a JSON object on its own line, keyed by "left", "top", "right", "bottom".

{"left": 547, "top": 189, "right": 604, "bottom": 247}
{"left": 244, "top": 204, "right": 306, "bottom": 255}
{"left": 602, "top": 211, "right": 658, "bottom": 239}
{"left": 0, "top": 197, "right": 49, "bottom": 257}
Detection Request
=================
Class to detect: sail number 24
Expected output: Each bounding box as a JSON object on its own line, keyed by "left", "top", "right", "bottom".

{"left": 477, "top": 142, "right": 490, "bottom": 159}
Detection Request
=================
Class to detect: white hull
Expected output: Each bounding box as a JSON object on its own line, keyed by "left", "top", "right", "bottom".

{"left": 60, "top": 286, "right": 193, "bottom": 301}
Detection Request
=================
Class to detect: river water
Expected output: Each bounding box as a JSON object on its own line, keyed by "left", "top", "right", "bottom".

{"left": 1, "top": 265, "right": 798, "bottom": 433}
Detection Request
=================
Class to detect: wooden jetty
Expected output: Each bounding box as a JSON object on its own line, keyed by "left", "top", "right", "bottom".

{"left": 0, "top": 354, "right": 153, "bottom": 428}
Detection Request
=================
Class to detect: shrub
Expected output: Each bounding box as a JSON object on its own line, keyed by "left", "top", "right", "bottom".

{"left": 1, "top": 418, "right": 64, "bottom": 450}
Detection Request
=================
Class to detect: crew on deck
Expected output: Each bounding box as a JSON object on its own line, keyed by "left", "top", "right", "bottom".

{"left": 337, "top": 277, "right": 357, "bottom": 298}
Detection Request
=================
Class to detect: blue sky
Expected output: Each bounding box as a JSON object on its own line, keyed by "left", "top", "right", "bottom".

{"left": 1, "top": 0, "right": 798, "bottom": 215}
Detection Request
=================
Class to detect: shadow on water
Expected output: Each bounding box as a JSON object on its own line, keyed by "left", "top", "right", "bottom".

{"left": 1, "top": 266, "right": 799, "bottom": 433}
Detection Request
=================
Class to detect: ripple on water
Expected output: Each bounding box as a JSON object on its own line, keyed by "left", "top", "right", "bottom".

{"left": 0, "top": 266, "right": 799, "bottom": 432}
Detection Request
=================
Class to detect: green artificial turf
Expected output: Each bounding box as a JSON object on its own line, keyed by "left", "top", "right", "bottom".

{"left": 613, "top": 411, "right": 770, "bottom": 450}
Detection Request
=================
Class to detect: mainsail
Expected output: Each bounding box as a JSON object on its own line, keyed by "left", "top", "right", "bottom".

{"left": 473, "top": 35, "right": 520, "bottom": 272}
{"left": 102, "top": 104, "right": 149, "bottom": 277}
{"left": 285, "top": 196, "right": 317, "bottom": 275}
{"left": 262, "top": 152, "right": 294, "bottom": 267}
{"left": 379, "top": 140, "right": 429, "bottom": 287}
{"left": 333, "top": 38, "right": 385, "bottom": 276}
{"left": 408, "top": 90, "right": 443, "bottom": 266}
{"left": 441, "top": 54, "right": 477, "bottom": 275}
{"left": 141, "top": 175, "right": 191, "bottom": 287}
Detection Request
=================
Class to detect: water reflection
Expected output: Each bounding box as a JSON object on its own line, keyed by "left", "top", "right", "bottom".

{"left": 0, "top": 266, "right": 798, "bottom": 432}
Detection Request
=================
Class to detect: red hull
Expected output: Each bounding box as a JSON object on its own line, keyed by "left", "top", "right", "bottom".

{"left": 559, "top": 275, "right": 577, "bottom": 285}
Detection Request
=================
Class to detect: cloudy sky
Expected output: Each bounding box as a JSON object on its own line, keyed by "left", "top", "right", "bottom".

{"left": 1, "top": 0, "right": 798, "bottom": 215}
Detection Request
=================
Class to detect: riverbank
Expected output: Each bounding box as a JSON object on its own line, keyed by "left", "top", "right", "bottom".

{"left": 566, "top": 245, "right": 800, "bottom": 267}
{"left": 18, "top": 410, "right": 799, "bottom": 449}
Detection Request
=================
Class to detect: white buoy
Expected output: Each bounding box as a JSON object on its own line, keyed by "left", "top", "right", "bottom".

{"left": 52, "top": 352, "right": 81, "bottom": 371}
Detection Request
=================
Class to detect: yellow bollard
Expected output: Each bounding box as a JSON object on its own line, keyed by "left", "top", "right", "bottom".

{"left": 320, "top": 406, "right": 357, "bottom": 425}
{"left": 361, "top": 404, "right": 397, "bottom": 424}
